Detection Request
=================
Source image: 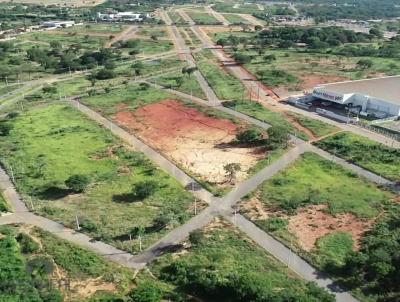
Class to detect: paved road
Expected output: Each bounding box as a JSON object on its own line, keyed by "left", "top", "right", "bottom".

{"left": 164, "top": 13, "right": 220, "bottom": 105}
{"left": 206, "top": 5, "right": 230, "bottom": 26}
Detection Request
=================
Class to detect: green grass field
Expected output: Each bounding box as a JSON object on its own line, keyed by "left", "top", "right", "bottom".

{"left": 0, "top": 224, "right": 134, "bottom": 301}
{"left": 149, "top": 224, "right": 334, "bottom": 301}
{"left": 194, "top": 51, "right": 245, "bottom": 100}
{"left": 17, "top": 31, "right": 107, "bottom": 50}
{"left": 136, "top": 26, "right": 168, "bottom": 39}
{"left": 258, "top": 152, "right": 393, "bottom": 218}
{"left": 234, "top": 49, "right": 400, "bottom": 91}
{"left": 135, "top": 39, "right": 174, "bottom": 55}
{"left": 212, "top": 2, "right": 262, "bottom": 14}
{"left": 62, "top": 23, "right": 127, "bottom": 34}
{"left": 0, "top": 104, "right": 195, "bottom": 252}
{"left": 149, "top": 71, "right": 206, "bottom": 99}
{"left": 314, "top": 132, "right": 400, "bottom": 182}
{"left": 81, "top": 83, "right": 174, "bottom": 115}
{"left": 222, "top": 13, "right": 250, "bottom": 24}
{"left": 186, "top": 11, "right": 222, "bottom": 25}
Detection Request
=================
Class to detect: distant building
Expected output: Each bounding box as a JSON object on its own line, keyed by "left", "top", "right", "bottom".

{"left": 42, "top": 21, "right": 75, "bottom": 28}
{"left": 312, "top": 76, "right": 400, "bottom": 118}
{"left": 96, "top": 12, "right": 148, "bottom": 22}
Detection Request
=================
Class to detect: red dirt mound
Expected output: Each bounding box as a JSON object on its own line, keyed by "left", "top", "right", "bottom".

{"left": 115, "top": 99, "right": 237, "bottom": 143}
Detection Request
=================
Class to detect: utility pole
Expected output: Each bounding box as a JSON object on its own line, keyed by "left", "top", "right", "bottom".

{"left": 28, "top": 196, "right": 35, "bottom": 211}
{"left": 9, "top": 165, "right": 15, "bottom": 183}
{"left": 138, "top": 234, "right": 142, "bottom": 251}
{"left": 129, "top": 234, "right": 133, "bottom": 253}
{"left": 75, "top": 214, "right": 81, "bottom": 230}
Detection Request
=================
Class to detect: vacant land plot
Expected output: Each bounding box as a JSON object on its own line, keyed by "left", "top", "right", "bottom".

{"left": 62, "top": 23, "right": 126, "bottom": 34}
{"left": 232, "top": 49, "right": 400, "bottom": 93}
{"left": 223, "top": 100, "right": 310, "bottom": 140}
{"left": 222, "top": 13, "right": 250, "bottom": 24}
{"left": 0, "top": 224, "right": 134, "bottom": 302}
{"left": 212, "top": 2, "right": 262, "bottom": 14}
{"left": 241, "top": 153, "right": 394, "bottom": 261}
{"left": 148, "top": 220, "right": 334, "bottom": 301}
{"left": 17, "top": 31, "right": 107, "bottom": 50}
{"left": 185, "top": 11, "right": 222, "bottom": 25}
{"left": 194, "top": 51, "right": 246, "bottom": 100}
{"left": 136, "top": 26, "right": 168, "bottom": 39}
{"left": 113, "top": 100, "right": 264, "bottom": 189}
{"left": 0, "top": 104, "right": 195, "bottom": 252}
{"left": 149, "top": 71, "right": 206, "bottom": 99}
{"left": 315, "top": 132, "right": 400, "bottom": 181}
{"left": 115, "top": 56, "right": 185, "bottom": 78}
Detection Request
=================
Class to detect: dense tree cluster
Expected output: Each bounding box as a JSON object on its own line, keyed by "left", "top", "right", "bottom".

{"left": 297, "top": 0, "right": 400, "bottom": 21}
{"left": 257, "top": 26, "right": 372, "bottom": 49}
{"left": 341, "top": 205, "right": 400, "bottom": 301}
{"left": 26, "top": 44, "right": 117, "bottom": 73}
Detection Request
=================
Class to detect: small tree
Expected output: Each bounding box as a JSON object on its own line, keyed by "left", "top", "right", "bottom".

{"left": 182, "top": 66, "right": 197, "bottom": 78}
{"left": 224, "top": 163, "right": 241, "bottom": 184}
{"left": 233, "top": 52, "right": 252, "bottom": 65}
{"left": 65, "top": 175, "right": 90, "bottom": 193}
{"left": 175, "top": 76, "right": 184, "bottom": 87}
{"left": 356, "top": 59, "right": 373, "bottom": 70}
{"left": 132, "top": 61, "right": 144, "bottom": 76}
{"left": 216, "top": 38, "right": 227, "bottom": 48}
{"left": 236, "top": 128, "right": 263, "bottom": 144}
{"left": 133, "top": 180, "right": 158, "bottom": 200}
{"left": 0, "top": 123, "right": 12, "bottom": 136}
{"left": 266, "top": 126, "right": 289, "bottom": 149}
{"left": 189, "top": 229, "right": 204, "bottom": 246}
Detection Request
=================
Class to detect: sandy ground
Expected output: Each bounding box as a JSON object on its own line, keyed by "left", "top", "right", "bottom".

{"left": 114, "top": 100, "right": 263, "bottom": 185}
{"left": 241, "top": 200, "right": 372, "bottom": 251}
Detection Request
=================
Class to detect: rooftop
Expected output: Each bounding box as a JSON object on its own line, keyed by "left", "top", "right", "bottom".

{"left": 316, "top": 76, "right": 400, "bottom": 105}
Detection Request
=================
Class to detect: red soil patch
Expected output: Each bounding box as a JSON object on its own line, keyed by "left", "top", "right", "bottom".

{"left": 300, "top": 75, "right": 348, "bottom": 90}
{"left": 115, "top": 99, "right": 237, "bottom": 143}
{"left": 288, "top": 205, "right": 373, "bottom": 251}
{"left": 114, "top": 99, "right": 263, "bottom": 184}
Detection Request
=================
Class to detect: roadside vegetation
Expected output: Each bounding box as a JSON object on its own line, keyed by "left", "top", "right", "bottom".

{"left": 257, "top": 152, "right": 393, "bottom": 218}
{"left": 314, "top": 132, "right": 400, "bottom": 182}
{"left": 0, "top": 192, "right": 9, "bottom": 212}
{"left": 193, "top": 51, "right": 246, "bottom": 100}
{"left": 0, "top": 104, "right": 195, "bottom": 252}
{"left": 241, "top": 152, "right": 398, "bottom": 301}
{"left": 0, "top": 224, "right": 135, "bottom": 302}
{"left": 149, "top": 221, "right": 335, "bottom": 301}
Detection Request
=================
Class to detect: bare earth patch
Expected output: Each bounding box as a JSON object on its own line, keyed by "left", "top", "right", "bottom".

{"left": 300, "top": 75, "right": 348, "bottom": 90}
{"left": 288, "top": 205, "right": 373, "bottom": 251}
{"left": 114, "top": 100, "right": 263, "bottom": 185}
{"left": 241, "top": 201, "right": 373, "bottom": 252}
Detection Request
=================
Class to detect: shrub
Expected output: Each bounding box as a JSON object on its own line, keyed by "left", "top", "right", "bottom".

{"left": 0, "top": 122, "right": 12, "bottom": 136}
{"left": 132, "top": 180, "right": 158, "bottom": 200}
{"left": 16, "top": 233, "right": 40, "bottom": 254}
{"left": 256, "top": 217, "right": 288, "bottom": 232}
{"left": 188, "top": 230, "right": 204, "bottom": 246}
{"left": 236, "top": 128, "right": 263, "bottom": 144}
{"left": 130, "top": 281, "right": 163, "bottom": 302}
{"left": 65, "top": 174, "right": 90, "bottom": 193}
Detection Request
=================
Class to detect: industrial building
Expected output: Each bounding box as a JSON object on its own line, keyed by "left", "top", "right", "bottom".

{"left": 312, "top": 76, "right": 400, "bottom": 118}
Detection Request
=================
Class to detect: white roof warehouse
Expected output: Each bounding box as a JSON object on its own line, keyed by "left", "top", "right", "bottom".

{"left": 313, "top": 76, "right": 400, "bottom": 117}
